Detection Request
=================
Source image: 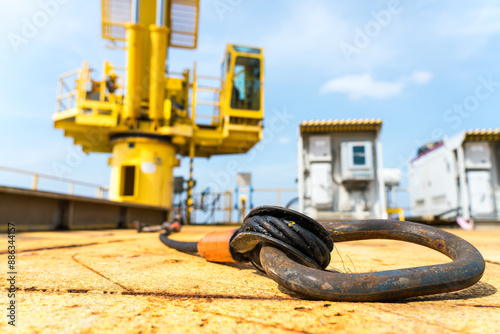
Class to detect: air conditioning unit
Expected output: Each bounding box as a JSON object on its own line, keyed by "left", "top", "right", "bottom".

{"left": 464, "top": 142, "right": 491, "bottom": 169}
{"left": 308, "top": 135, "right": 331, "bottom": 162}
{"left": 341, "top": 141, "right": 374, "bottom": 180}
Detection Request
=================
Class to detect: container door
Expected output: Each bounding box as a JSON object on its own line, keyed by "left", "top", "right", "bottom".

{"left": 496, "top": 145, "right": 500, "bottom": 216}
{"left": 310, "top": 163, "right": 332, "bottom": 208}
{"left": 467, "top": 171, "right": 494, "bottom": 217}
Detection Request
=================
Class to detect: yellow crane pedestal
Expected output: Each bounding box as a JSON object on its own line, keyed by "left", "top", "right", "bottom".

{"left": 109, "top": 137, "right": 176, "bottom": 208}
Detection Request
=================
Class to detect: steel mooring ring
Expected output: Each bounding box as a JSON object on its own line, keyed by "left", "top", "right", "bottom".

{"left": 259, "top": 219, "right": 485, "bottom": 302}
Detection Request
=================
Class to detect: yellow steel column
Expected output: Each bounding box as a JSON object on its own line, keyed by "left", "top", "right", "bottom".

{"left": 191, "top": 62, "right": 197, "bottom": 122}
{"left": 139, "top": 0, "right": 156, "bottom": 103}
{"left": 123, "top": 0, "right": 156, "bottom": 122}
{"left": 186, "top": 140, "right": 195, "bottom": 224}
{"left": 149, "top": 25, "right": 168, "bottom": 127}
{"left": 149, "top": 0, "right": 169, "bottom": 127}
{"left": 124, "top": 23, "right": 144, "bottom": 121}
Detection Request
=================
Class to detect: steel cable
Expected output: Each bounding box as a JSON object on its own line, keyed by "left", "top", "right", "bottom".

{"left": 240, "top": 215, "right": 331, "bottom": 269}
{"left": 159, "top": 233, "right": 199, "bottom": 253}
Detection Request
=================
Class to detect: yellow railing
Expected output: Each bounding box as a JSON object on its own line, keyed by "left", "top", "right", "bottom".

{"left": 191, "top": 64, "right": 222, "bottom": 127}
{"left": 387, "top": 208, "right": 405, "bottom": 221}
{"left": 57, "top": 61, "right": 124, "bottom": 117}
{"left": 56, "top": 68, "right": 81, "bottom": 112}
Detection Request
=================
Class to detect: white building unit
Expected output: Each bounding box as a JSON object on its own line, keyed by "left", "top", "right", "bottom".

{"left": 298, "top": 119, "right": 387, "bottom": 222}
{"left": 409, "top": 129, "right": 500, "bottom": 222}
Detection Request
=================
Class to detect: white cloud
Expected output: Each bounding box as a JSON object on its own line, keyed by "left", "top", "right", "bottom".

{"left": 411, "top": 71, "right": 433, "bottom": 85}
{"left": 321, "top": 71, "right": 433, "bottom": 99}
{"left": 278, "top": 137, "right": 291, "bottom": 144}
{"left": 321, "top": 74, "right": 404, "bottom": 99}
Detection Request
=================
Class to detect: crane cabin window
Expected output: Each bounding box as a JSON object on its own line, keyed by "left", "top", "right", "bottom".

{"left": 231, "top": 56, "right": 261, "bottom": 111}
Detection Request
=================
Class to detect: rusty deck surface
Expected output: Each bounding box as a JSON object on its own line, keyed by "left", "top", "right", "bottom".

{"left": 1, "top": 226, "right": 499, "bottom": 333}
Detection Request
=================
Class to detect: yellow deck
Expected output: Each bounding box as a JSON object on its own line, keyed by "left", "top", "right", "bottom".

{"left": 1, "top": 226, "right": 499, "bottom": 333}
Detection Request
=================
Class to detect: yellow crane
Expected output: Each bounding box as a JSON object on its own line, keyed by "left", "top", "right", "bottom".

{"left": 53, "top": 0, "right": 264, "bottom": 223}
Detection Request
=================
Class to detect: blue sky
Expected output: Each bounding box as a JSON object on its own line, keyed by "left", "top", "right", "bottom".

{"left": 0, "top": 0, "right": 499, "bottom": 207}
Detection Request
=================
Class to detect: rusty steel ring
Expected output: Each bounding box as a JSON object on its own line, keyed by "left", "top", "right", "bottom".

{"left": 259, "top": 219, "right": 485, "bottom": 302}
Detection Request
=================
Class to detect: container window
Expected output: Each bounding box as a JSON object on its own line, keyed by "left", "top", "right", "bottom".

{"left": 352, "top": 145, "right": 366, "bottom": 166}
